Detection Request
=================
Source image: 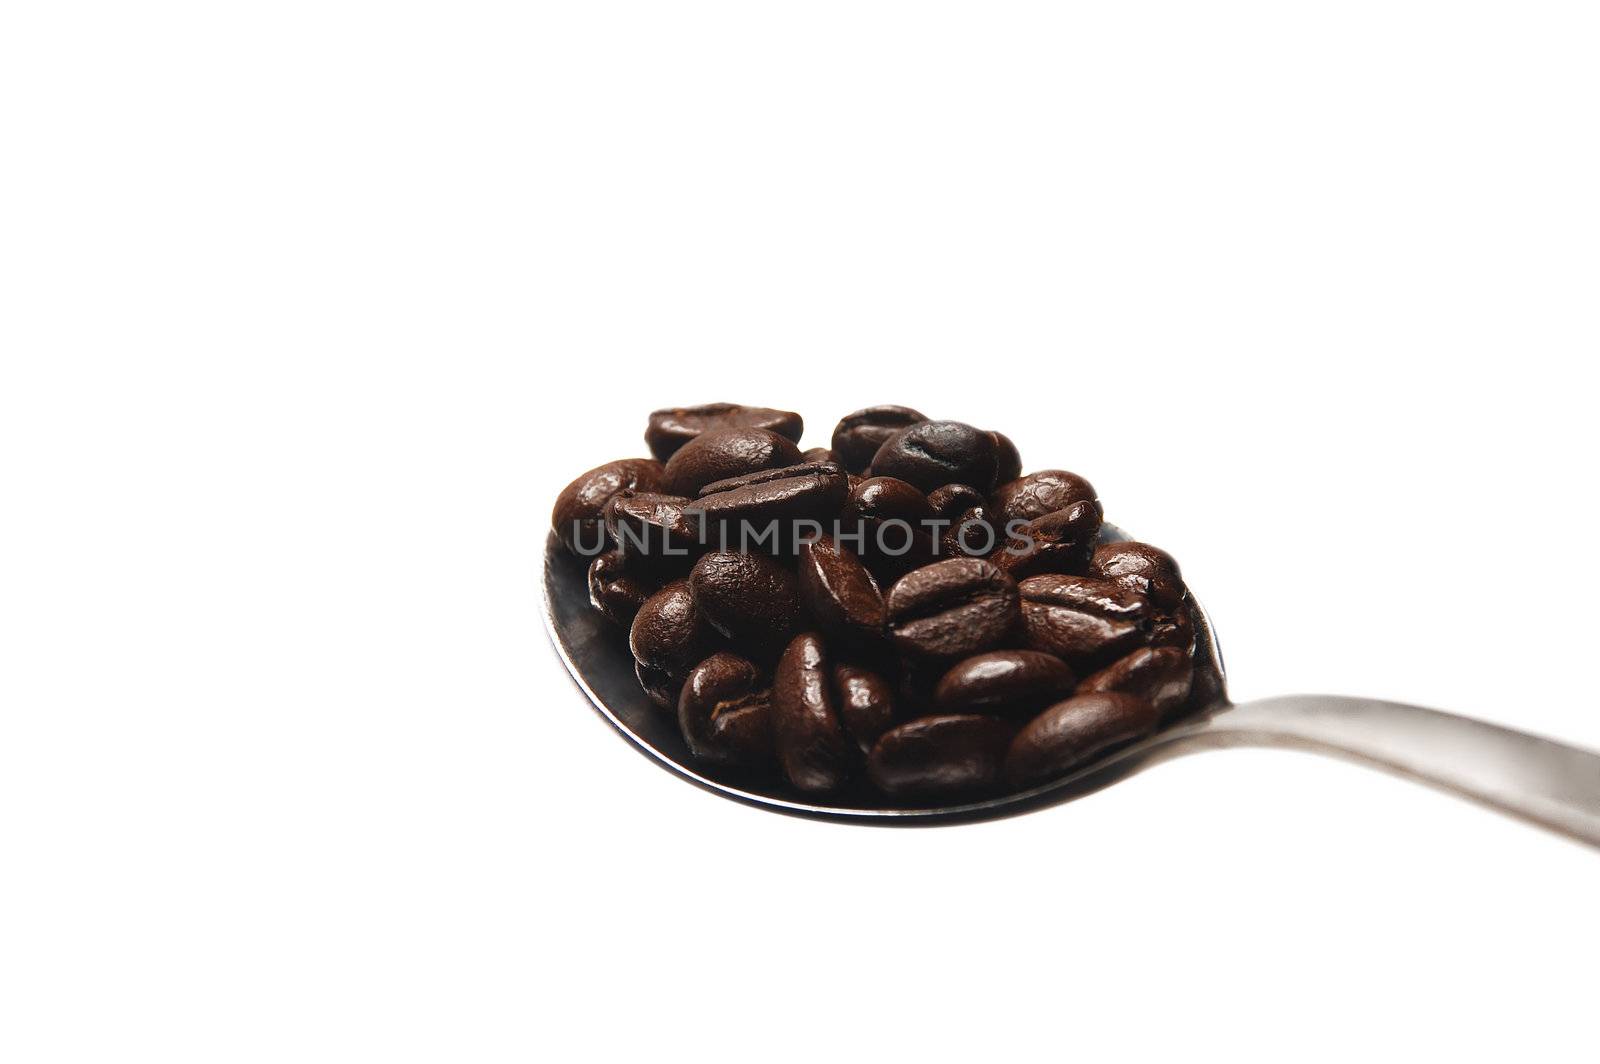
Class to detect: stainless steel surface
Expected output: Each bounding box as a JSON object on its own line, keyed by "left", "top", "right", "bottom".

{"left": 543, "top": 532, "right": 1600, "bottom": 844}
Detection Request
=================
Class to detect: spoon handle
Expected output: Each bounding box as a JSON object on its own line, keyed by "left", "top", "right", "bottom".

{"left": 1196, "top": 696, "right": 1600, "bottom": 847}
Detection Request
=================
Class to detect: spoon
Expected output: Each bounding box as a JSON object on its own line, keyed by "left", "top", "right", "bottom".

{"left": 543, "top": 530, "right": 1600, "bottom": 846}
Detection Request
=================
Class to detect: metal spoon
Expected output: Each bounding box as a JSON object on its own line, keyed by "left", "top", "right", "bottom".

{"left": 543, "top": 531, "right": 1600, "bottom": 846}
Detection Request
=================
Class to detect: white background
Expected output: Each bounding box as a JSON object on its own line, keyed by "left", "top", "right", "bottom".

{"left": 4, "top": 2, "right": 1599, "bottom": 1061}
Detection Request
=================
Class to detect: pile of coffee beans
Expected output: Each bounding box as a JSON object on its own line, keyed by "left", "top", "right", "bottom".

{"left": 552, "top": 402, "right": 1208, "bottom": 801}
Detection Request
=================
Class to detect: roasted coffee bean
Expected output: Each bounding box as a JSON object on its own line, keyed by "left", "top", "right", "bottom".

{"left": 1018, "top": 573, "right": 1152, "bottom": 670}
{"left": 1078, "top": 646, "right": 1194, "bottom": 717}
{"left": 1149, "top": 601, "right": 1197, "bottom": 655}
{"left": 869, "top": 420, "right": 999, "bottom": 494}
{"left": 886, "top": 558, "right": 1020, "bottom": 661}
{"left": 636, "top": 661, "right": 683, "bottom": 710}
{"left": 991, "top": 469, "right": 1098, "bottom": 528}
{"left": 839, "top": 476, "right": 940, "bottom": 578}
{"left": 587, "top": 549, "right": 656, "bottom": 626}
{"left": 1089, "top": 541, "right": 1186, "bottom": 609}
{"left": 934, "top": 650, "right": 1076, "bottom": 717}
{"left": 603, "top": 491, "right": 702, "bottom": 570}
{"left": 629, "top": 580, "right": 717, "bottom": 708}
{"left": 689, "top": 551, "right": 801, "bottom": 660}
{"left": 831, "top": 405, "right": 928, "bottom": 473}
{"left": 694, "top": 462, "right": 849, "bottom": 551}
{"left": 991, "top": 498, "right": 1104, "bottom": 578}
{"left": 1004, "top": 692, "right": 1158, "bottom": 789}
{"left": 677, "top": 652, "right": 774, "bottom": 766}
{"left": 926, "top": 483, "right": 986, "bottom": 519}
{"left": 771, "top": 633, "right": 853, "bottom": 793}
{"left": 989, "top": 431, "right": 1023, "bottom": 485}
{"left": 645, "top": 403, "right": 803, "bottom": 462}
{"left": 552, "top": 458, "right": 665, "bottom": 554}
{"left": 801, "top": 447, "right": 837, "bottom": 464}
{"left": 868, "top": 715, "right": 1016, "bottom": 797}
{"left": 834, "top": 662, "right": 896, "bottom": 753}
{"left": 661, "top": 427, "right": 803, "bottom": 497}
{"left": 797, "top": 536, "right": 886, "bottom": 645}
{"left": 939, "top": 507, "right": 997, "bottom": 559}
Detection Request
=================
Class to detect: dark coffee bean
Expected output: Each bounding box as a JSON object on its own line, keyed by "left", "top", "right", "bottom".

{"left": 991, "top": 470, "right": 1097, "bottom": 527}
{"left": 636, "top": 660, "right": 684, "bottom": 710}
{"left": 629, "top": 580, "right": 716, "bottom": 707}
{"left": 926, "top": 483, "right": 985, "bottom": 519}
{"left": 604, "top": 491, "right": 702, "bottom": 571}
{"left": 1089, "top": 541, "right": 1186, "bottom": 609}
{"left": 1148, "top": 600, "right": 1196, "bottom": 655}
{"left": 694, "top": 462, "right": 849, "bottom": 552}
{"left": 870, "top": 420, "right": 999, "bottom": 494}
{"left": 677, "top": 652, "right": 774, "bottom": 766}
{"left": 934, "top": 650, "right": 1076, "bottom": 717}
{"left": 771, "top": 633, "right": 853, "bottom": 793}
{"left": 886, "top": 558, "right": 1020, "bottom": 661}
{"left": 661, "top": 427, "right": 803, "bottom": 497}
{"left": 991, "top": 498, "right": 1104, "bottom": 578}
{"left": 1018, "top": 573, "right": 1152, "bottom": 670}
{"left": 552, "top": 458, "right": 665, "bottom": 554}
{"left": 1004, "top": 692, "right": 1158, "bottom": 789}
{"left": 868, "top": 715, "right": 1016, "bottom": 797}
{"left": 587, "top": 549, "right": 656, "bottom": 626}
{"left": 834, "top": 662, "right": 896, "bottom": 753}
{"left": 839, "top": 476, "right": 940, "bottom": 579}
{"left": 939, "top": 507, "right": 997, "bottom": 560}
{"left": 830, "top": 405, "right": 928, "bottom": 473}
{"left": 688, "top": 551, "right": 801, "bottom": 660}
{"left": 1078, "top": 646, "right": 1194, "bottom": 717}
{"left": 801, "top": 447, "right": 837, "bottom": 464}
{"left": 988, "top": 431, "right": 1022, "bottom": 485}
{"left": 645, "top": 403, "right": 803, "bottom": 462}
{"left": 797, "top": 536, "right": 886, "bottom": 645}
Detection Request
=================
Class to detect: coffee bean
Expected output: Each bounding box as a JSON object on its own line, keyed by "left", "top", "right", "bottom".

{"left": 989, "top": 431, "right": 1022, "bottom": 485}
{"left": 797, "top": 536, "right": 886, "bottom": 645}
{"left": 1089, "top": 541, "right": 1186, "bottom": 609}
{"left": 661, "top": 427, "right": 803, "bottom": 497}
{"left": 1077, "top": 646, "right": 1194, "bottom": 717}
{"left": 939, "top": 506, "right": 996, "bottom": 559}
{"left": 934, "top": 650, "right": 1076, "bottom": 716}
{"left": 839, "top": 476, "right": 940, "bottom": 579}
{"left": 587, "top": 549, "right": 656, "bottom": 626}
{"left": 1149, "top": 601, "right": 1196, "bottom": 655}
{"left": 886, "top": 558, "right": 1020, "bottom": 661}
{"left": 646, "top": 403, "right": 803, "bottom": 461}
{"left": 688, "top": 551, "right": 801, "bottom": 660}
{"left": 801, "top": 447, "right": 838, "bottom": 464}
{"left": 629, "top": 579, "right": 717, "bottom": 708}
{"left": 636, "top": 661, "right": 684, "bottom": 710}
{"left": 1018, "top": 573, "right": 1152, "bottom": 670}
{"left": 771, "top": 633, "right": 853, "bottom": 793}
{"left": 870, "top": 420, "right": 999, "bottom": 494}
{"left": 552, "top": 458, "right": 665, "bottom": 554}
{"left": 926, "top": 483, "right": 985, "bottom": 519}
{"left": 604, "top": 491, "right": 702, "bottom": 571}
{"left": 1004, "top": 692, "right": 1158, "bottom": 789}
{"left": 831, "top": 405, "right": 928, "bottom": 473}
{"left": 991, "top": 498, "right": 1104, "bottom": 578}
{"left": 834, "top": 662, "right": 896, "bottom": 753}
{"left": 868, "top": 715, "right": 1016, "bottom": 797}
{"left": 694, "top": 462, "right": 849, "bottom": 551}
{"left": 677, "top": 652, "right": 774, "bottom": 766}
{"left": 991, "top": 470, "right": 1097, "bottom": 527}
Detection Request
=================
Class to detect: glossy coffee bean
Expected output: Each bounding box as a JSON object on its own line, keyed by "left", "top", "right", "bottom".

{"left": 831, "top": 405, "right": 928, "bottom": 473}
{"left": 1018, "top": 573, "right": 1152, "bottom": 670}
{"left": 1077, "top": 646, "right": 1194, "bottom": 717}
{"left": 926, "top": 483, "right": 986, "bottom": 519}
{"left": 661, "top": 427, "right": 803, "bottom": 497}
{"left": 991, "top": 470, "right": 1098, "bottom": 527}
{"left": 801, "top": 447, "right": 838, "bottom": 464}
{"left": 1004, "top": 692, "right": 1159, "bottom": 789}
{"left": 587, "top": 549, "right": 656, "bottom": 626}
{"left": 694, "top": 462, "right": 849, "bottom": 551}
{"left": 868, "top": 715, "right": 1016, "bottom": 797}
{"left": 677, "top": 652, "right": 774, "bottom": 766}
{"left": 1089, "top": 541, "right": 1186, "bottom": 609}
{"left": 886, "top": 558, "right": 1020, "bottom": 661}
{"left": 934, "top": 650, "right": 1076, "bottom": 717}
{"left": 629, "top": 580, "right": 716, "bottom": 707}
{"left": 771, "top": 633, "right": 853, "bottom": 793}
{"left": 636, "top": 660, "right": 684, "bottom": 710}
{"left": 991, "top": 498, "right": 1104, "bottom": 578}
{"left": 834, "top": 662, "right": 896, "bottom": 753}
{"left": 939, "top": 507, "right": 997, "bottom": 559}
{"left": 552, "top": 458, "right": 665, "bottom": 554}
{"left": 839, "top": 476, "right": 940, "bottom": 578}
{"left": 989, "top": 431, "right": 1022, "bottom": 486}
{"left": 645, "top": 403, "right": 803, "bottom": 462}
{"left": 603, "top": 491, "right": 702, "bottom": 570}
{"left": 797, "top": 536, "right": 886, "bottom": 645}
{"left": 688, "top": 551, "right": 801, "bottom": 660}
{"left": 1149, "top": 601, "right": 1197, "bottom": 655}
{"left": 870, "top": 420, "right": 999, "bottom": 494}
